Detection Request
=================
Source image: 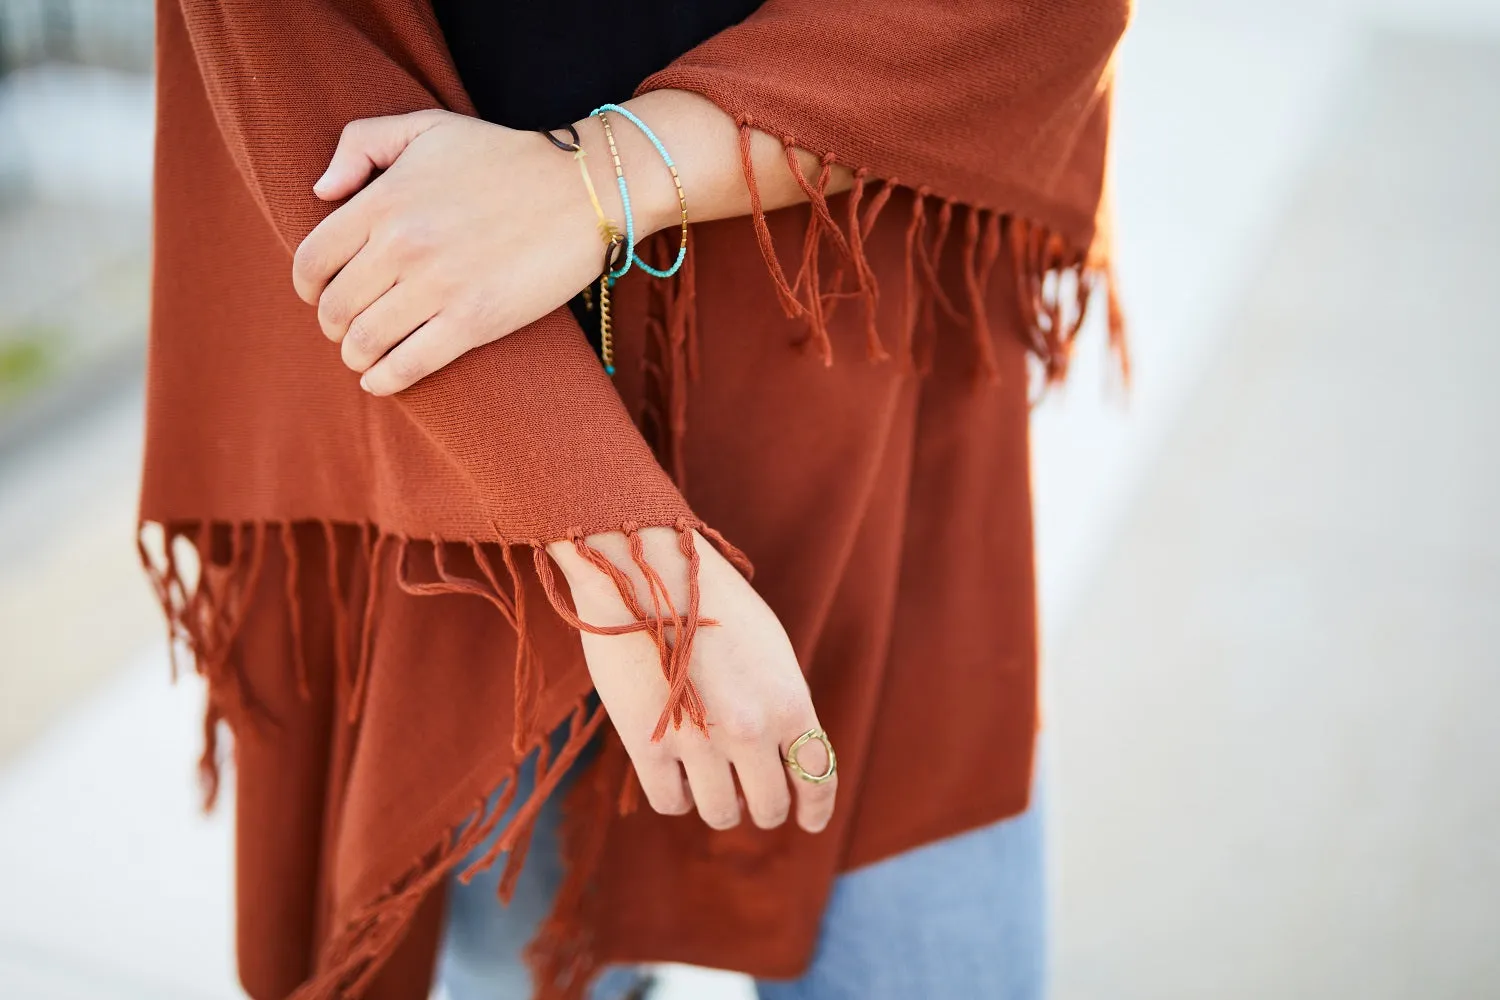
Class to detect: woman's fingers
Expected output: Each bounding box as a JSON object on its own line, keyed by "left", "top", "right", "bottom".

{"left": 312, "top": 110, "right": 449, "bottom": 202}
{"left": 358, "top": 313, "right": 471, "bottom": 395}
{"left": 681, "top": 751, "right": 741, "bottom": 830}
{"left": 632, "top": 751, "right": 694, "bottom": 816}
{"left": 317, "top": 244, "right": 397, "bottom": 345}
{"left": 295, "top": 113, "right": 449, "bottom": 309}
{"left": 292, "top": 183, "right": 380, "bottom": 305}
{"left": 339, "top": 282, "right": 439, "bottom": 374}
{"left": 732, "top": 748, "right": 793, "bottom": 830}
{"left": 783, "top": 722, "right": 838, "bottom": 834}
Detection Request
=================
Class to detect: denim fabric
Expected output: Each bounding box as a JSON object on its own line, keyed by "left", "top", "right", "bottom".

{"left": 754, "top": 801, "right": 1046, "bottom": 1000}
{"left": 438, "top": 736, "right": 647, "bottom": 1000}
{"left": 440, "top": 743, "right": 1045, "bottom": 1000}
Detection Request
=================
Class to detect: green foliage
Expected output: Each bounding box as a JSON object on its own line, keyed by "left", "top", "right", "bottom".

{"left": 0, "top": 327, "right": 57, "bottom": 405}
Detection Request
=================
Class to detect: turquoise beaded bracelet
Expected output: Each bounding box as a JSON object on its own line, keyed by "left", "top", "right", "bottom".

{"left": 589, "top": 103, "right": 689, "bottom": 279}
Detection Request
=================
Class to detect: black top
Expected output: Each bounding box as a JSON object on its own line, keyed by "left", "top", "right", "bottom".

{"left": 430, "top": 0, "right": 764, "bottom": 130}
{"left": 430, "top": 0, "right": 762, "bottom": 346}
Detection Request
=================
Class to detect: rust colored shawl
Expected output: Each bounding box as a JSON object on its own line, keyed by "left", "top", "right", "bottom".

{"left": 141, "top": 1, "right": 1128, "bottom": 997}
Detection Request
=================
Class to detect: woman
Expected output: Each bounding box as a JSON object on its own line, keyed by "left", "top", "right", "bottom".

{"left": 140, "top": 1, "right": 1128, "bottom": 998}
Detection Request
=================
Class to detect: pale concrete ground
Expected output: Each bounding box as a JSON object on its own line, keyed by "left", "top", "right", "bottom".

{"left": 0, "top": 62, "right": 157, "bottom": 763}
{"left": 1049, "top": 28, "right": 1500, "bottom": 1000}
{"left": 0, "top": 2, "right": 1497, "bottom": 998}
{"left": 0, "top": 386, "right": 156, "bottom": 763}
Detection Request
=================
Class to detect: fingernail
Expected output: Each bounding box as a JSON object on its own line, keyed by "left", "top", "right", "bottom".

{"left": 313, "top": 170, "right": 332, "bottom": 195}
{"left": 359, "top": 375, "right": 371, "bottom": 392}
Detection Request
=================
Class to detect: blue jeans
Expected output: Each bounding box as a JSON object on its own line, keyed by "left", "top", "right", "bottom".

{"left": 440, "top": 744, "right": 1047, "bottom": 1000}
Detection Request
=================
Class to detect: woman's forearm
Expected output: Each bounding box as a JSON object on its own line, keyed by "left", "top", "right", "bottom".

{"left": 290, "top": 90, "right": 854, "bottom": 398}
{"left": 573, "top": 90, "right": 855, "bottom": 242}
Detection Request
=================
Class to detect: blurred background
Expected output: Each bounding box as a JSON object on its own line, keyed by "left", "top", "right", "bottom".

{"left": 1, "top": 0, "right": 1497, "bottom": 997}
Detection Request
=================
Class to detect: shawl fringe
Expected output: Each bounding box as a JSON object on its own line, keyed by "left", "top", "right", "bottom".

{"left": 134, "top": 123, "right": 1123, "bottom": 1000}
{"left": 638, "top": 121, "right": 1129, "bottom": 485}
{"left": 136, "top": 517, "right": 743, "bottom": 1000}
{"left": 737, "top": 118, "right": 1129, "bottom": 384}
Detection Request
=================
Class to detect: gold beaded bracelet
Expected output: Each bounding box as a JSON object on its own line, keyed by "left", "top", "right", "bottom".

{"left": 541, "top": 123, "right": 625, "bottom": 375}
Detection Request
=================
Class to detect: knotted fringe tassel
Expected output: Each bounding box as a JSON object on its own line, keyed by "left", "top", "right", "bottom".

{"left": 293, "top": 697, "right": 610, "bottom": 1000}
{"left": 729, "top": 118, "right": 1126, "bottom": 387}
{"left": 496, "top": 544, "right": 538, "bottom": 754}
{"left": 281, "top": 525, "right": 311, "bottom": 699}
{"left": 789, "top": 161, "right": 831, "bottom": 364}
{"left": 739, "top": 121, "right": 804, "bottom": 321}
{"left": 675, "top": 123, "right": 1124, "bottom": 510}
{"left": 348, "top": 530, "right": 388, "bottom": 723}
{"left": 137, "top": 516, "right": 748, "bottom": 1000}
{"left": 138, "top": 521, "right": 275, "bottom": 809}
{"left": 961, "top": 205, "right": 1003, "bottom": 383}
{"left": 321, "top": 520, "right": 352, "bottom": 713}
{"left": 844, "top": 170, "right": 893, "bottom": 362}
{"left": 902, "top": 189, "right": 928, "bottom": 366}
{"left": 531, "top": 521, "right": 712, "bottom": 739}
{"left": 735, "top": 120, "right": 878, "bottom": 369}
{"left": 1004, "top": 215, "right": 1128, "bottom": 390}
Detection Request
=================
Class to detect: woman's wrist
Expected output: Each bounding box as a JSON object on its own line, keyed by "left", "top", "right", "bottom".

{"left": 571, "top": 108, "right": 679, "bottom": 244}
{"left": 546, "top": 527, "right": 691, "bottom": 625}
{"left": 564, "top": 89, "right": 857, "bottom": 281}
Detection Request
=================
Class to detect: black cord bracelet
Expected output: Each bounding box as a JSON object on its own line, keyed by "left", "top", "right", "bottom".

{"left": 540, "top": 124, "right": 581, "bottom": 152}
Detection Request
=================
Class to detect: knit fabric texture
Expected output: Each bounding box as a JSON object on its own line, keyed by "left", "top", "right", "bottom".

{"left": 141, "top": 1, "right": 1128, "bottom": 997}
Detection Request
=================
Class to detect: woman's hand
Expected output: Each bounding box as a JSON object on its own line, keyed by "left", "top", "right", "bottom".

{"left": 292, "top": 96, "right": 852, "bottom": 396}
{"left": 301, "top": 106, "right": 842, "bottom": 833}
{"left": 291, "top": 110, "right": 631, "bottom": 395}
{"left": 548, "top": 527, "right": 837, "bottom": 833}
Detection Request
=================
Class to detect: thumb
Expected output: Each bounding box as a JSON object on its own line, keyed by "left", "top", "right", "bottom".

{"left": 312, "top": 110, "right": 448, "bottom": 201}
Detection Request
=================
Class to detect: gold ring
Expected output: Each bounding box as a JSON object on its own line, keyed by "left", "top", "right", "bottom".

{"left": 783, "top": 728, "right": 837, "bottom": 784}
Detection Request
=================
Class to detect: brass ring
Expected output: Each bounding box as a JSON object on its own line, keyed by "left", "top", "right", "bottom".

{"left": 783, "top": 728, "right": 837, "bottom": 784}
